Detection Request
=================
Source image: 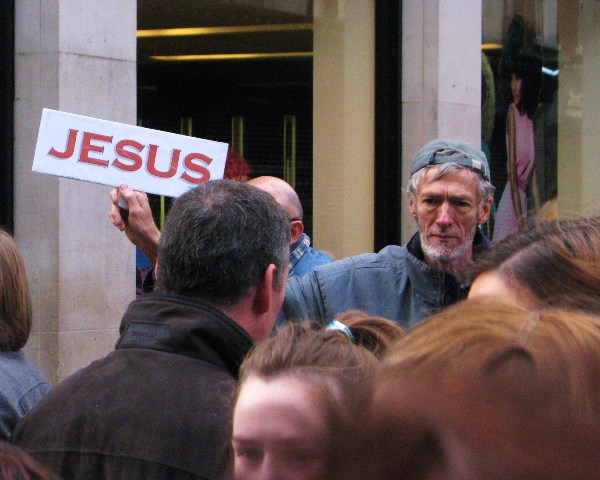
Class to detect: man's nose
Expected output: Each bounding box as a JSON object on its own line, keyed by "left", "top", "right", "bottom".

{"left": 436, "top": 202, "right": 453, "bottom": 227}
{"left": 258, "top": 455, "right": 279, "bottom": 480}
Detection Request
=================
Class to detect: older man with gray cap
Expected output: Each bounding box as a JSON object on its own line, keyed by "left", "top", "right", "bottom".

{"left": 281, "top": 139, "right": 494, "bottom": 329}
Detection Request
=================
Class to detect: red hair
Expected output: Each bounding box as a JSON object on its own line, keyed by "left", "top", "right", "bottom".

{"left": 223, "top": 147, "right": 251, "bottom": 182}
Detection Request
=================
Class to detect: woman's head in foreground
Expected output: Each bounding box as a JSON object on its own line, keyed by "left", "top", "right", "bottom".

{"left": 469, "top": 216, "right": 600, "bottom": 314}
{"left": 232, "top": 315, "right": 404, "bottom": 480}
{"left": 332, "top": 299, "right": 600, "bottom": 480}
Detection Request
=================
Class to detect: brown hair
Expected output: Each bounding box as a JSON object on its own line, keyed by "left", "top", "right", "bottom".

{"left": 335, "top": 300, "right": 600, "bottom": 480}
{"left": 382, "top": 299, "right": 600, "bottom": 415}
{"left": 470, "top": 216, "right": 600, "bottom": 314}
{"left": 334, "top": 310, "right": 405, "bottom": 359}
{"left": 0, "top": 442, "right": 57, "bottom": 480}
{"left": 0, "top": 229, "right": 33, "bottom": 351}
{"left": 232, "top": 321, "right": 382, "bottom": 480}
{"left": 239, "top": 321, "right": 378, "bottom": 393}
{"left": 236, "top": 320, "right": 384, "bottom": 425}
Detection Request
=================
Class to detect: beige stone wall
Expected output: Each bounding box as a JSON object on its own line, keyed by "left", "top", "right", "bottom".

{"left": 400, "top": 0, "right": 482, "bottom": 243}
{"left": 312, "top": 0, "right": 375, "bottom": 259}
{"left": 14, "top": 0, "right": 137, "bottom": 384}
{"left": 558, "top": 0, "right": 600, "bottom": 216}
{"left": 11, "top": 0, "right": 492, "bottom": 383}
{"left": 311, "top": 0, "right": 482, "bottom": 253}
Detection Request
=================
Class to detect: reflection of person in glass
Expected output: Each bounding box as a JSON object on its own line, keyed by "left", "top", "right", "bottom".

{"left": 493, "top": 54, "right": 540, "bottom": 242}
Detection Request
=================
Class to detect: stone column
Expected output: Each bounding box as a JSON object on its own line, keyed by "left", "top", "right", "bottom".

{"left": 14, "top": 0, "right": 137, "bottom": 383}
{"left": 557, "top": 0, "right": 600, "bottom": 214}
{"left": 312, "top": 0, "right": 375, "bottom": 259}
{"left": 400, "top": 0, "right": 482, "bottom": 242}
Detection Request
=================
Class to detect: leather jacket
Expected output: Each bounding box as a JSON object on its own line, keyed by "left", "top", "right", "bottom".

{"left": 282, "top": 230, "right": 491, "bottom": 329}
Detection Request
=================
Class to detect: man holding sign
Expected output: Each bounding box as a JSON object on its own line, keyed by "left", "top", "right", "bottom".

{"left": 13, "top": 180, "right": 290, "bottom": 479}
{"left": 109, "top": 177, "right": 331, "bottom": 283}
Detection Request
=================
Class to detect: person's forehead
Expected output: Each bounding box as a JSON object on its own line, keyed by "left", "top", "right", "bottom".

{"left": 234, "top": 376, "right": 327, "bottom": 435}
{"left": 417, "top": 168, "right": 480, "bottom": 198}
{"left": 469, "top": 271, "right": 538, "bottom": 309}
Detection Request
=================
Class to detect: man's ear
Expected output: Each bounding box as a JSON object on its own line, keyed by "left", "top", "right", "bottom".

{"left": 407, "top": 191, "right": 418, "bottom": 218}
{"left": 289, "top": 220, "right": 304, "bottom": 244}
{"left": 252, "top": 264, "right": 277, "bottom": 315}
{"left": 478, "top": 197, "right": 493, "bottom": 225}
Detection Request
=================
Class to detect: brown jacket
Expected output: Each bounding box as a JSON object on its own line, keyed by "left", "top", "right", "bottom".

{"left": 12, "top": 293, "right": 254, "bottom": 480}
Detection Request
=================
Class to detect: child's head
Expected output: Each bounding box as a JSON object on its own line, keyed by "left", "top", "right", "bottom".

{"left": 232, "top": 316, "right": 402, "bottom": 480}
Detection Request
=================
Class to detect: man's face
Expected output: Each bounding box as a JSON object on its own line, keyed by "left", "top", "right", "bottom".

{"left": 408, "top": 168, "right": 491, "bottom": 266}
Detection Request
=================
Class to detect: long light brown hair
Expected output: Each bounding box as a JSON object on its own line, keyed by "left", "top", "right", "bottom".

{"left": 332, "top": 300, "right": 600, "bottom": 480}
{"left": 470, "top": 216, "right": 600, "bottom": 314}
{"left": 237, "top": 321, "right": 378, "bottom": 413}
{"left": 0, "top": 229, "right": 33, "bottom": 351}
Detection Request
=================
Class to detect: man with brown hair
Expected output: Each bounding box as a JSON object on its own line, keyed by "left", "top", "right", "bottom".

{"left": 109, "top": 176, "right": 330, "bottom": 288}
{"left": 13, "top": 180, "right": 290, "bottom": 480}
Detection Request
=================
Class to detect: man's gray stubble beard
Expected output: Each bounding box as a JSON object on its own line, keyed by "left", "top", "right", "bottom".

{"left": 417, "top": 214, "right": 480, "bottom": 265}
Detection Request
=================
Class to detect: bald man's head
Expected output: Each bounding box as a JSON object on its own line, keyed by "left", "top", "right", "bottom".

{"left": 247, "top": 176, "right": 303, "bottom": 221}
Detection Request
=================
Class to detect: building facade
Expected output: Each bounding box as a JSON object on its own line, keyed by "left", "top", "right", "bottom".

{"left": 3, "top": 0, "right": 599, "bottom": 381}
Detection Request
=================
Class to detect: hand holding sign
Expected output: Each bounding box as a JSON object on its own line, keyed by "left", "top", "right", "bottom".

{"left": 32, "top": 109, "right": 228, "bottom": 197}
{"left": 109, "top": 184, "right": 161, "bottom": 264}
{"left": 34, "top": 109, "right": 229, "bottom": 266}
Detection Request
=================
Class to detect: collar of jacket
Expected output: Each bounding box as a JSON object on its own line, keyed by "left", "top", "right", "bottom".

{"left": 406, "top": 227, "right": 491, "bottom": 261}
{"left": 405, "top": 228, "right": 491, "bottom": 305}
{"left": 116, "top": 293, "right": 254, "bottom": 378}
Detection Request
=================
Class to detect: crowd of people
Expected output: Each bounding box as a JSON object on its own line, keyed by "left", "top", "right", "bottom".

{"left": 1, "top": 138, "right": 600, "bottom": 479}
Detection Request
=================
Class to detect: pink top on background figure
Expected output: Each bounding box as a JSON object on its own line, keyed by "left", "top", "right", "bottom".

{"left": 493, "top": 15, "right": 542, "bottom": 242}
{"left": 493, "top": 100, "right": 535, "bottom": 241}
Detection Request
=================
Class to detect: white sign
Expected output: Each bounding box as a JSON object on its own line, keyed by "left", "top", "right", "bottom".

{"left": 32, "top": 109, "right": 229, "bottom": 197}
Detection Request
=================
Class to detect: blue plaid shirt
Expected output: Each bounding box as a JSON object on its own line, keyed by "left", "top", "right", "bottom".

{"left": 288, "top": 233, "right": 332, "bottom": 277}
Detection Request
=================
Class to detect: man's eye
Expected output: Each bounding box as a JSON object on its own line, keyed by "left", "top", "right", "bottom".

{"left": 235, "top": 448, "right": 263, "bottom": 462}
{"left": 291, "top": 451, "right": 314, "bottom": 464}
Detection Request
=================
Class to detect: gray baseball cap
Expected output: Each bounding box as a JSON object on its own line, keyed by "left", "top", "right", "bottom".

{"left": 410, "top": 139, "right": 490, "bottom": 182}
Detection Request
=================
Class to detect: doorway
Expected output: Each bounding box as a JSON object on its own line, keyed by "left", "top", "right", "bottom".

{"left": 137, "top": 0, "right": 315, "bottom": 234}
